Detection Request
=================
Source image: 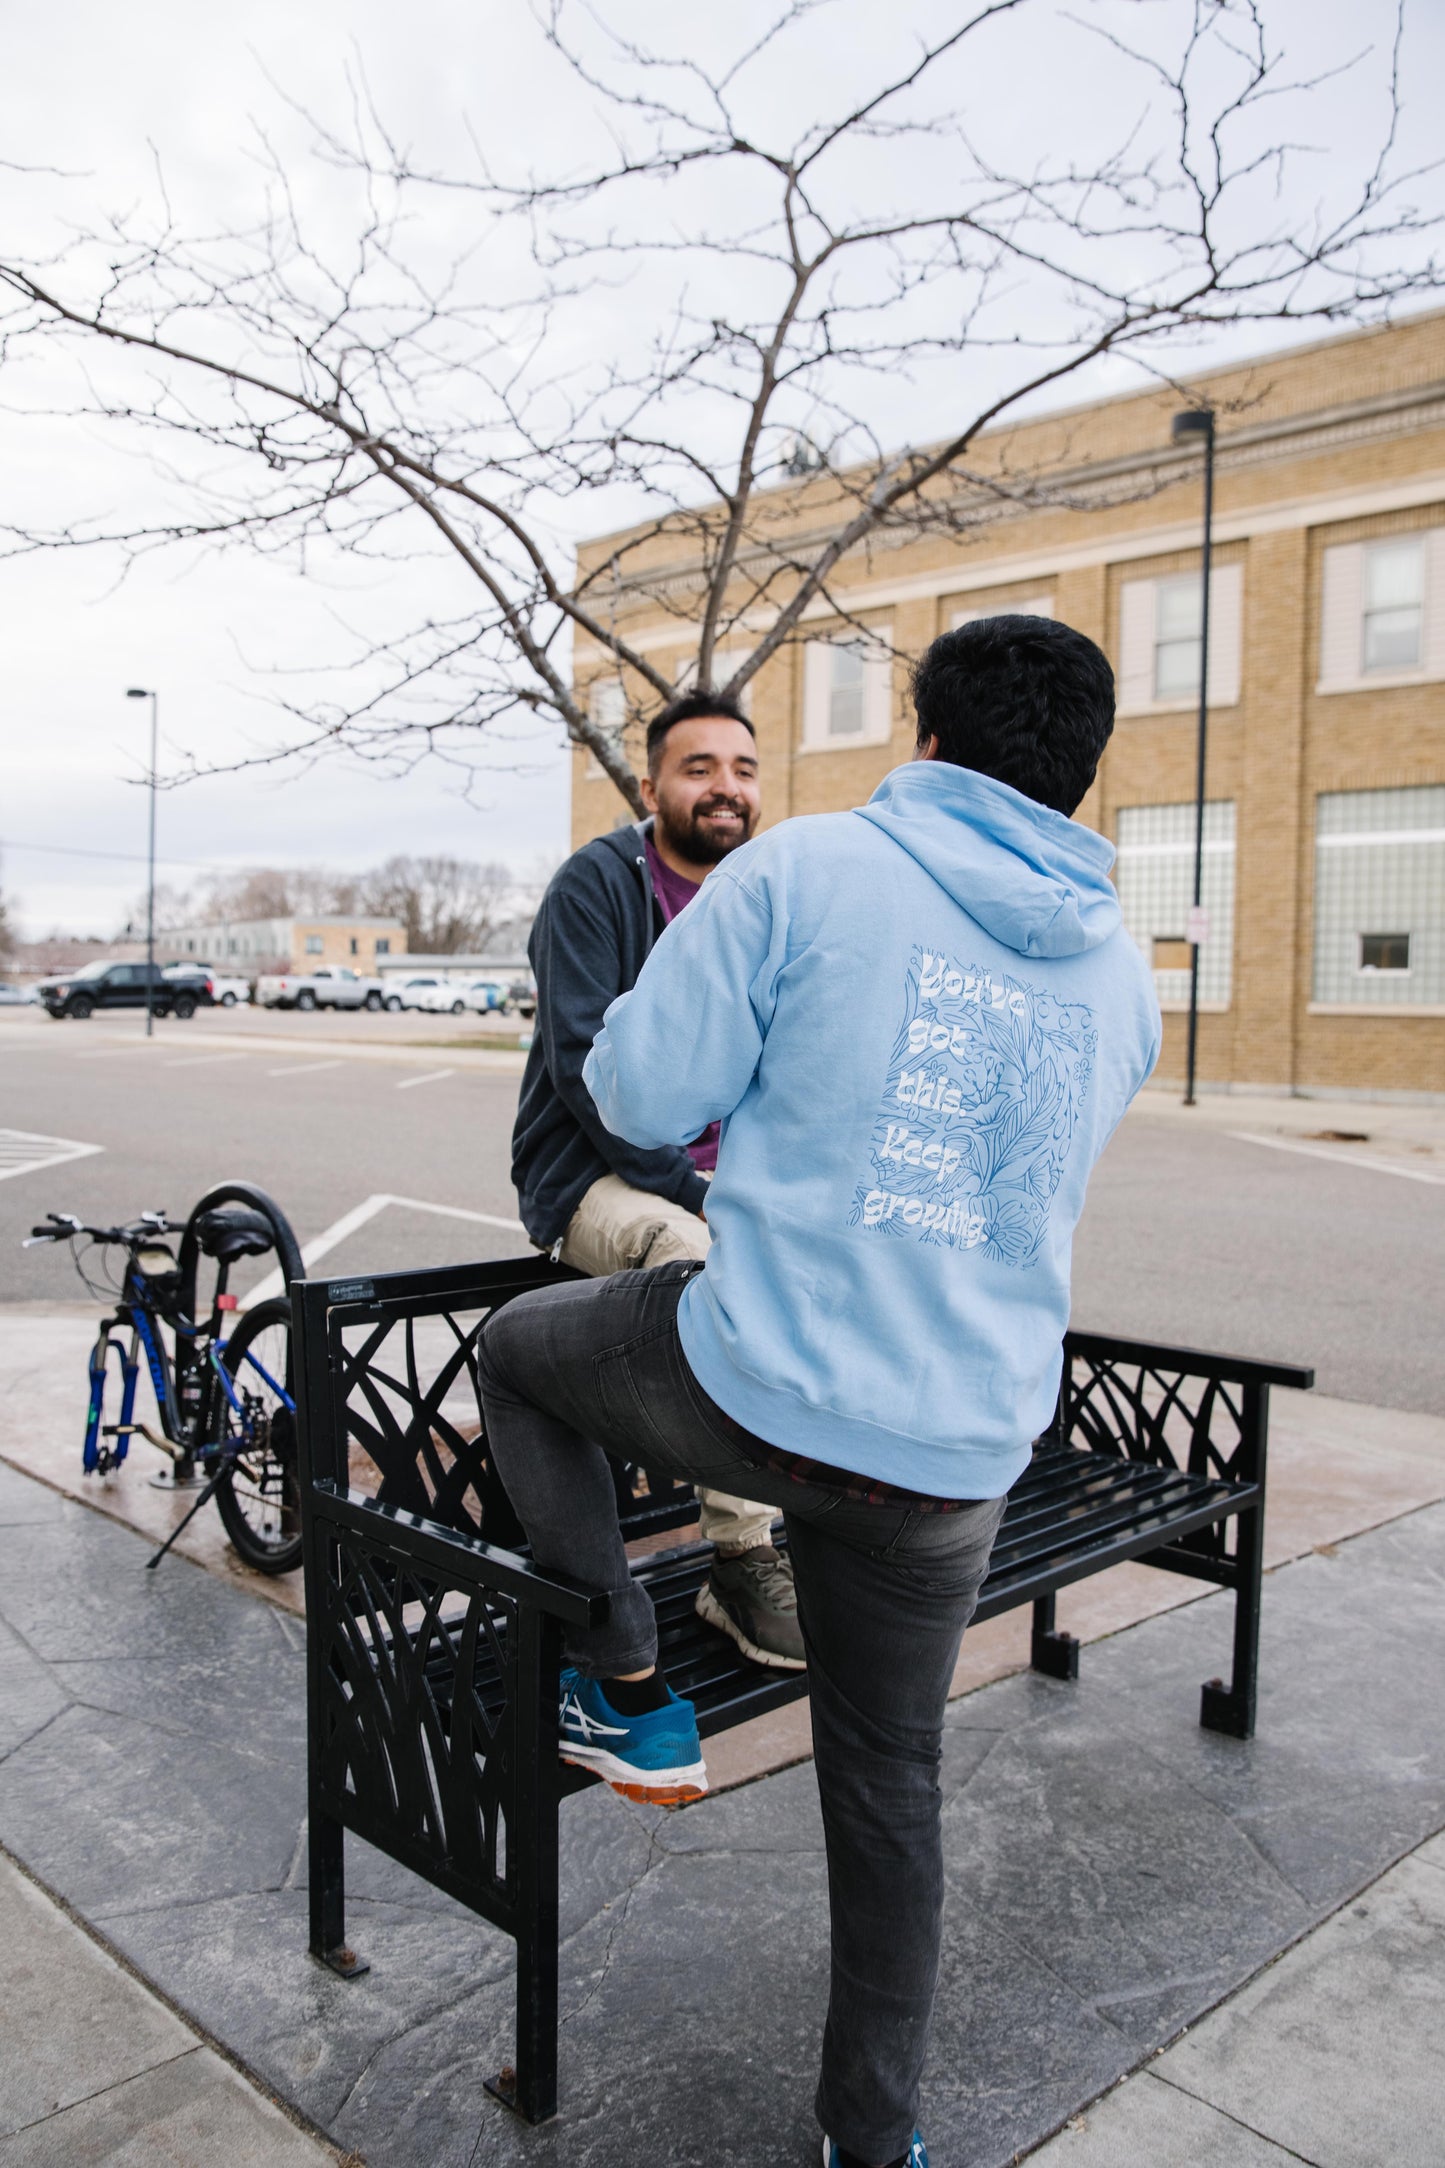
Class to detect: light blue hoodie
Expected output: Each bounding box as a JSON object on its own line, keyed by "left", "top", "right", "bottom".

{"left": 583, "top": 761, "right": 1161, "bottom": 1500}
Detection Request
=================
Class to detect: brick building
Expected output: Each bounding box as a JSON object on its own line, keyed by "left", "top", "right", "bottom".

{"left": 160, "top": 915, "right": 406, "bottom": 974}
{"left": 570, "top": 312, "right": 1445, "bottom": 1100}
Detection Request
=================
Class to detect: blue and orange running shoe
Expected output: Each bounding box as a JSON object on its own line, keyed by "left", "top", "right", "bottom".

{"left": 557, "top": 1668, "right": 708, "bottom": 1805}
{"left": 822, "top": 2136, "right": 928, "bottom": 2168}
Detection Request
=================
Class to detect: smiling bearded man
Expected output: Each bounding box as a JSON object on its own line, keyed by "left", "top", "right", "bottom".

{"left": 510, "top": 689, "right": 805, "bottom": 1671}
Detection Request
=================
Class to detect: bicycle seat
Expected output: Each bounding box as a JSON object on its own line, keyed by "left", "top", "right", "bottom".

{"left": 193, "top": 1208, "right": 277, "bottom": 1263}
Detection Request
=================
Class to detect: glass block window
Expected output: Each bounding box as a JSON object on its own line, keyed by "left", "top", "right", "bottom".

{"left": 1115, "top": 801, "right": 1236, "bottom": 1007}
{"left": 304, "top": 935, "right": 324, "bottom": 955}
{"left": 1361, "top": 538, "right": 1424, "bottom": 673}
{"left": 1313, "top": 786, "right": 1445, "bottom": 1006}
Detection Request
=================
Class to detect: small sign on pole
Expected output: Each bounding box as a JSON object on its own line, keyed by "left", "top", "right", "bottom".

{"left": 1186, "top": 904, "right": 1210, "bottom": 947}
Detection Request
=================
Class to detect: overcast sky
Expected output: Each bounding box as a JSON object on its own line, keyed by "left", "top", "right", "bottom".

{"left": 3, "top": 0, "right": 1441, "bottom": 940}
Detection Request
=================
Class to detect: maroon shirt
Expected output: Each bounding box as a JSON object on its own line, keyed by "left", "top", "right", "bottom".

{"left": 644, "top": 836, "right": 720, "bottom": 1173}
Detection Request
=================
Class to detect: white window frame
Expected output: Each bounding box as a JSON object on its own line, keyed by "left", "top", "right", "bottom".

{"left": 583, "top": 677, "right": 629, "bottom": 781}
{"left": 1116, "top": 564, "right": 1243, "bottom": 716}
{"left": 800, "top": 629, "right": 894, "bottom": 753}
{"left": 1317, "top": 528, "right": 1445, "bottom": 694}
{"left": 673, "top": 644, "right": 755, "bottom": 715}
{"left": 949, "top": 594, "right": 1055, "bottom": 630}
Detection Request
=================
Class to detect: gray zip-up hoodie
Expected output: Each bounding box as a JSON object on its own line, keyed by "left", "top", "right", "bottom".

{"left": 511, "top": 822, "right": 710, "bottom": 1248}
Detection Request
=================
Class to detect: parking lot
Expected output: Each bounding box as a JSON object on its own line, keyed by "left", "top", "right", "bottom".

{"left": 2, "top": 1005, "right": 1441, "bottom": 1414}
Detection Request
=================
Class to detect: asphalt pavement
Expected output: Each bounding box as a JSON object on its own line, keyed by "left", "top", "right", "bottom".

{"left": 2, "top": 1006, "right": 1441, "bottom": 1413}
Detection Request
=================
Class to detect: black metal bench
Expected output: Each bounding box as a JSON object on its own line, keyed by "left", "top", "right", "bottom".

{"left": 293, "top": 1254, "right": 1312, "bottom": 2125}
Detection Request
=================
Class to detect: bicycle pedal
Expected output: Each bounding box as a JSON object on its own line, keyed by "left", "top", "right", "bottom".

{"left": 101, "top": 1424, "right": 138, "bottom": 1437}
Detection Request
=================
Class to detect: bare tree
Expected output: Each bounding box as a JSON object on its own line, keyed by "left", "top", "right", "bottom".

{"left": 0, "top": 2, "right": 1438, "bottom": 815}
{"left": 359, "top": 855, "right": 523, "bottom": 955}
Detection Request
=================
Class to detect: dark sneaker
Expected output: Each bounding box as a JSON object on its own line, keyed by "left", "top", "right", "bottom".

{"left": 696, "top": 1545, "right": 805, "bottom": 1671}
{"left": 557, "top": 1669, "right": 708, "bottom": 1805}
{"left": 823, "top": 2135, "right": 928, "bottom": 2168}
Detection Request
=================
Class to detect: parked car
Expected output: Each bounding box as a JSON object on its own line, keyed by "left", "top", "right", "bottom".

{"left": 507, "top": 976, "right": 538, "bottom": 1019}
{"left": 37, "top": 961, "right": 212, "bottom": 1020}
{"left": 254, "top": 965, "right": 385, "bottom": 1012}
{"left": 383, "top": 975, "right": 445, "bottom": 1012}
{"left": 0, "top": 981, "right": 39, "bottom": 1005}
{"left": 418, "top": 976, "right": 512, "bottom": 1017}
{"left": 164, "top": 961, "right": 250, "bottom": 1007}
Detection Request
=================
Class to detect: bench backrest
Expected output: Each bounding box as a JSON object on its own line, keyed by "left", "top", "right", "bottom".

{"left": 295, "top": 1253, "right": 702, "bottom": 1550}
{"left": 295, "top": 1259, "right": 1316, "bottom": 1552}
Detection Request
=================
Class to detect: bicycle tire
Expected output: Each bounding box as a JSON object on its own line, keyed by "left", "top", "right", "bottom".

{"left": 214, "top": 1296, "right": 302, "bottom": 1574}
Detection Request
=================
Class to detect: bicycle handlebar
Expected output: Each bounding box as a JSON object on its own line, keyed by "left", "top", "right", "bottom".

{"left": 23, "top": 1210, "right": 172, "bottom": 1248}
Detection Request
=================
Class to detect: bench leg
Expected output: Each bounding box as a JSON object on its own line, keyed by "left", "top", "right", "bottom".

{"left": 308, "top": 1803, "right": 370, "bottom": 1979}
{"left": 1031, "top": 1594, "right": 1080, "bottom": 1681}
{"left": 486, "top": 1613, "right": 560, "bottom": 2124}
{"left": 1200, "top": 1502, "right": 1262, "bottom": 1740}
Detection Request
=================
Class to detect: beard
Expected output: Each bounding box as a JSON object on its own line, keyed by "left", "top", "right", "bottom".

{"left": 655, "top": 793, "right": 757, "bottom": 865}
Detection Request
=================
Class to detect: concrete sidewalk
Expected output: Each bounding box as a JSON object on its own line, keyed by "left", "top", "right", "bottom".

{"left": 0, "top": 1850, "right": 339, "bottom": 2165}
{"left": 0, "top": 1444, "right": 1442, "bottom": 2166}
{"left": 1024, "top": 1829, "right": 1445, "bottom": 2167}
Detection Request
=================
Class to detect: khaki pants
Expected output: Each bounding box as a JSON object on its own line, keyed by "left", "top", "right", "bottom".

{"left": 558, "top": 1172, "right": 775, "bottom": 1553}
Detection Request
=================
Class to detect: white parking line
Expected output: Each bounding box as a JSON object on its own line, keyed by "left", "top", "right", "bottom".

{"left": 1228, "top": 1131, "right": 1445, "bottom": 1187}
{"left": 242, "top": 1191, "right": 526, "bottom": 1305}
{"left": 0, "top": 1128, "right": 105, "bottom": 1183}
{"left": 164, "top": 1052, "right": 250, "bottom": 1070}
{"left": 396, "top": 1068, "right": 456, "bottom": 1090}
{"left": 265, "top": 1059, "right": 346, "bottom": 1078}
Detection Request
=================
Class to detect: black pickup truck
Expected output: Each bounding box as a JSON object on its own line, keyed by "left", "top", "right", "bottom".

{"left": 37, "top": 961, "right": 213, "bottom": 1020}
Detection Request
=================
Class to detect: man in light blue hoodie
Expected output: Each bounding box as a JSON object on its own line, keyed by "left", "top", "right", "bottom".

{"left": 477, "top": 615, "right": 1160, "bottom": 2168}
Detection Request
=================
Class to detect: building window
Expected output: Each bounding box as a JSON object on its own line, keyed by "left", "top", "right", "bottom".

{"left": 827, "top": 642, "right": 865, "bottom": 735}
{"left": 349, "top": 936, "right": 359, "bottom": 956}
{"left": 376, "top": 937, "right": 390, "bottom": 956}
{"left": 1114, "top": 801, "right": 1237, "bottom": 1009}
{"left": 673, "top": 645, "right": 755, "bottom": 715}
{"left": 801, "top": 632, "right": 893, "bottom": 750}
{"left": 304, "top": 935, "right": 324, "bottom": 956}
{"left": 950, "top": 594, "right": 1054, "bottom": 630}
{"left": 1116, "top": 564, "right": 1243, "bottom": 714}
{"left": 1360, "top": 932, "right": 1409, "bottom": 974}
{"left": 1318, "top": 528, "right": 1445, "bottom": 691}
{"left": 1153, "top": 575, "right": 1203, "bottom": 700}
{"left": 1361, "top": 537, "right": 1424, "bottom": 673}
{"left": 1313, "top": 787, "right": 1445, "bottom": 1007}
{"left": 582, "top": 677, "right": 629, "bottom": 781}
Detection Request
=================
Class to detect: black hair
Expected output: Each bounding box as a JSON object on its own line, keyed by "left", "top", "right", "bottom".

{"left": 910, "top": 615, "right": 1114, "bottom": 816}
{"left": 646, "top": 688, "right": 755, "bottom": 773}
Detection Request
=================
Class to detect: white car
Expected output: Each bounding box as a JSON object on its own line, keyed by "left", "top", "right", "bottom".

{"left": 384, "top": 975, "right": 446, "bottom": 1012}
{"left": 0, "top": 981, "right": 39, "bottom": 1005}
{"left": 418, "top": 977, "right": 511, "bottom": 1017}
{"left": 164, "top": 961, "right": 249, "bottom": 1007}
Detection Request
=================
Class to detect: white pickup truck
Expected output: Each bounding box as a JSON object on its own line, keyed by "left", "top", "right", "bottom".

{"left": 254, "top": 964, "right": 386, "bottom": 1012}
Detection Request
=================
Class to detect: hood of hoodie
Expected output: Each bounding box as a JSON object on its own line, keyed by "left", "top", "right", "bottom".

{"left": 856, "top": 760, "right": 1119, "bottom": 959}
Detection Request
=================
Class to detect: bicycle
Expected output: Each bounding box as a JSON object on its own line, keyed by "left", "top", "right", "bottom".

{"left": 24, "top": 1182, "right": 306, "bottom": 1575}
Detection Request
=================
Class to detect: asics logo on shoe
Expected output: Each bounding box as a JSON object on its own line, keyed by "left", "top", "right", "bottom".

{"left": 559, "top": 1690, "right": 627, "bottom": 1744}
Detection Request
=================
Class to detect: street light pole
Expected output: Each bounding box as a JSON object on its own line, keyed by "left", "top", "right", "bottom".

{"left": 126, "top": 688, "right": 159, "bottom": 1038}
{"left": 1171, "top": 409, "right": 1215, "bottom": 1108}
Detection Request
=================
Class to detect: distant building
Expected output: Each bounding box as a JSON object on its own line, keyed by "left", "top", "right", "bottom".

{"left": 159, "top": 915, "right": 407, "bottom": 974}
{"left": 570, "top": 310, "right": 1445, "bottom": 1101}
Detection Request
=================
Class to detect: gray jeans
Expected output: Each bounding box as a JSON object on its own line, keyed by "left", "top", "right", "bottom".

{"left": 476, "top": 1260, "right": 1006, "bottom": 2161}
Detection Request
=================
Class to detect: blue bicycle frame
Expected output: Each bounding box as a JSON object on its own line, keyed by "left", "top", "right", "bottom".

{"left": 83, "top": 1269, "right": 294, "bottom": 1477}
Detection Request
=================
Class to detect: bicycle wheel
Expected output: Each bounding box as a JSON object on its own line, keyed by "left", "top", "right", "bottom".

{"left": 214, "top": 1297, "right": 302, "bottom": 1574}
